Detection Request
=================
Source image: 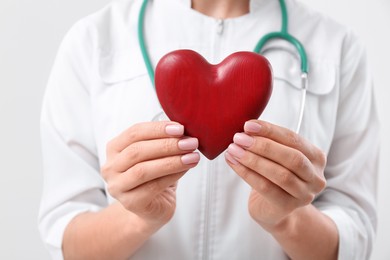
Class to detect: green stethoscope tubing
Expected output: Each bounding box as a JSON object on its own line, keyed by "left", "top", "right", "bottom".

{"left": 138, "top": 0, "right": 308, "bottom": 133}
{"left": 138, "top": 0, "right": 309, "bottom": 86}
{"left": 138, "top": 0, "right": 154, "bottom": 85}
{"left": 253, "top": 0, "right": 308, "bottom": 74}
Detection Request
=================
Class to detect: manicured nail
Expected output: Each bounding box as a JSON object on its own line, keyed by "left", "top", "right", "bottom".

{"left": 227, "top": 143, "right": 245, "bottom": 159}
{"left": 225, "top": 152, "right": 239, "bottom": 165}
{"left": 181, "top": 152, "right": 200, "bottom": 165}
{"left": 234, "top": 133, "right": 254, "bottom": 148}
{"left": 178, "top": 138, "right": 199, "bottom": 151}
{"left": 165, "top": 124, "right": 184, "bottom": 136}
{"left": 244, "top": 121, "right": 262, "bottom": 133}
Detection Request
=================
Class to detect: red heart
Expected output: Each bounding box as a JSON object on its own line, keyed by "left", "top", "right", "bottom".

{"left": 155, "top": 50, "right": 273, "bottom": 160}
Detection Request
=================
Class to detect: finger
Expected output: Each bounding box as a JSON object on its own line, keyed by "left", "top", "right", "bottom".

{"left": 225, "top": 152, "right": 300, "bottom": 210}
{"left": 108, "top": 152, "right": 200, "bottom": 196}
{"left": 107, "top": 121, "right": 184, "bottom": 157}
{"left": 244, "top": 120, "right": 325, "bottom": 163}
{"left": 112, "top": 137, "right": 198, "bottom": 172}
{"left": 121, "top": 172, "right": 185, "bottom": 213}
{"left": 233, "top": 133, "right": 315, "bottom": 183}
{"left": 226, "top": 144, "right": 313, "bottom": 201}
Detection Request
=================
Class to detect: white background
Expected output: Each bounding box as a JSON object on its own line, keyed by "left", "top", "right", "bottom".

{"left": 0, "top": 0, "right": 389, "bottom": 259}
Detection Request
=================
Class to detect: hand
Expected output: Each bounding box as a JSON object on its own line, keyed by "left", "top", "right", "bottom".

{"left": 102, "top": 121, "right": 200, "bottom": 229}
{"left": 225, "top": 120, "right": 326, "bottom": 231}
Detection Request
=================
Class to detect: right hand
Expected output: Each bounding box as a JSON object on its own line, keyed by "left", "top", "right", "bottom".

{"left": 102, "top": 121, "right": 200, "bottom": 228}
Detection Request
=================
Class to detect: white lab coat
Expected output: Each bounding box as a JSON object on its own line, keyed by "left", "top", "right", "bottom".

{"left": 38, "top": 0, "right": 380, "bottom": 259}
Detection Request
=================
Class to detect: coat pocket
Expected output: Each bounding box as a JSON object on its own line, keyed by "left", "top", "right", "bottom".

{"left": 262, "top": 48, "right": 337, "bottom": 151}
{"left": 95, "top": 50, "right": 162, "bottom": 131}
{"left": 99, "top": 50, "right": 148, "bottom": 84}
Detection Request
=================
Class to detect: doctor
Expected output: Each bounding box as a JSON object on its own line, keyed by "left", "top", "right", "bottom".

{"left": 39, "top": 0, "right": 379, "bottom": 259}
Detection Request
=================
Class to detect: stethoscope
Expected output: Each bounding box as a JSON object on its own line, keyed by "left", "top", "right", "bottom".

{"left": 138, "top": 0, "right": 308, "bottom": 133}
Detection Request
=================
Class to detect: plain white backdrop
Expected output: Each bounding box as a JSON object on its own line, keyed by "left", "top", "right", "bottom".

{"left": 0, "top": 0, "right": 389, "bottom": 259}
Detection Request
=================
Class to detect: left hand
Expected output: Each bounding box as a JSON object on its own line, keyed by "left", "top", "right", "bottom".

{"left": 225, "top": 120, "right": 327, "bottom": 231}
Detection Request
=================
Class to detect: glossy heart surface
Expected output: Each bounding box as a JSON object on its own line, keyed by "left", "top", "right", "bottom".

{"left": 155, "top": 50, "right": 273, "bottom": 160}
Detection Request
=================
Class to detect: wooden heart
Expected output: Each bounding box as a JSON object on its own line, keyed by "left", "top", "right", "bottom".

{"left": 155, "top": 50, "right": 272, "bottom": 160}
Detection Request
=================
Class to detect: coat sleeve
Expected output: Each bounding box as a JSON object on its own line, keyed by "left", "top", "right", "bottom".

{"left": 313, "top": 30, "right": 380, "bottom": 260}
{"left": 38, "top": 19, "right": 107, "bottom": 259}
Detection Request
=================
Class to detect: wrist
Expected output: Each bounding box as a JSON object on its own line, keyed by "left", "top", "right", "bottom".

{"left": 258, "top": 214, "right": 293, "bottom": 237}
{"left": 136, "top": 215, "right": 166, "bottom": 236}
{"left": 259, "top": 206, "right": 310, "bottom": 238}
{"left": 257, "top": 204, "right": 339, "bottom": 260}
{"left": 124, "top": 212, "right": 164, "bottom": 240}
{"left": 262, "top": 205, "right": 322, "bottom": 241}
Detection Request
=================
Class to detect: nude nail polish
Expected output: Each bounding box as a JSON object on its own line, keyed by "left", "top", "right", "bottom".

{"left": 165, "top": 124, "right": 184, "bottom": 136}
{"left": 227, "top": 143, "right": 245, "bottom": 159}
{"left": 234, "top": 133, "right": 254, "bottom": 148}
{"left": 225, "top": 152, "right": 239, "bottom": 165}
{"left": 181, "top": 152, "right": 200, "bottom": 165}
{"left": 244, "top": 121, "right": 262, "bottom": 133}
{"left": 178, "top": 138, "right": 199, "bottom": 151}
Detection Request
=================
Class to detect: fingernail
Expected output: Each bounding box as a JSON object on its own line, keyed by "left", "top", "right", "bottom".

{"left": 233, "top": 133, "right": 254, "bottom": 148}
{"left": 227, "top": 143, "right": 245, "bottom": 159}
{"left": 165, "top": 124, "right": 184, "bottom": 136}
{"left": 178, "top": 138, "right": 199, "bottom": 151}
{"left": 244, "top": 121, "right": 262, "bottom": 133}
{"left": 225, "top": 152, "right": 239, "bottom": 165}
{"left": 181, "top": 152, "right": 200, "bottom": 165}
